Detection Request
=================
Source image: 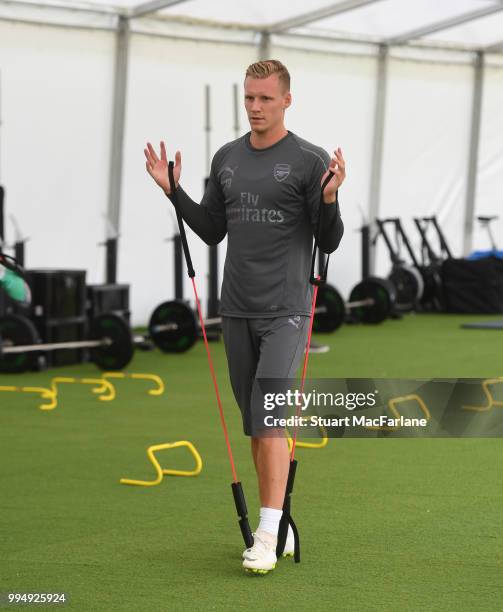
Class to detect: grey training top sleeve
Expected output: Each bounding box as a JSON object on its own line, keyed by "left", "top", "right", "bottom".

{"left": 167, "top": 131, "right": 344, "bottom": 318}
{"left": 167, "top": 150, "right": 228, "bottom": 245}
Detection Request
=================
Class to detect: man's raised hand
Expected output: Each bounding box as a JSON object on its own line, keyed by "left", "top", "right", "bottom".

{"left": 321, "top": 147, "right": 346, "bottom": 203}
{"left": 144, "top": 141, "right": 182, "bottom": 195}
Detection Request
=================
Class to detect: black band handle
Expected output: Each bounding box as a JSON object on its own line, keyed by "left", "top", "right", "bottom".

{"left": 232, "top": 481, "right": 254, "bottom": 549}
{"left": 168, "top": 161, "right": 195, "bottom": 278}
{"left": 276, "top": 459, "right": 300, "bottom": 562}
{"left": 310, "top": 171, "right": 335, "bottom": 286}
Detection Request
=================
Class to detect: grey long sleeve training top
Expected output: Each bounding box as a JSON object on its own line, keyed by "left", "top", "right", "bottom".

{"left": 168, "top": 130, "right": 344, "bottom": 318}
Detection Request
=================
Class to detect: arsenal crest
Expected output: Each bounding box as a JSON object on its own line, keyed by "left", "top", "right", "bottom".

{"left": 273, "top": 163, "right": 291, "bottom": 182}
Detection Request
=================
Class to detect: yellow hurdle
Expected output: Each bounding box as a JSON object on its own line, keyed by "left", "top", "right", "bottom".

{"left": 0, "top": 385, "right": 56, "bottom": 410}
{"left": 120, "top": 440, "right": 203, "bottom": 487}
{"left": 102, "top": 372, "right": 165, "bottom": 396}
{"left": 462, "top": 378, "right": 503, "bottom": 412}
{"left": 42, "top": 377, "right": 116, "bottom": 410}
{"left": 81, "top": 378, "right": 115, "bottom": 401}
{"left": 364, "top": 393, "right": 431, "bottom": 431}
{"left": 287, "top": 425, "right": 329, "bottom": 451}
{"left": 43, "top": 377, "right": 77, "bottom": 411}
{"left": 1, "top": 372, "right": 160, "bottom": 411}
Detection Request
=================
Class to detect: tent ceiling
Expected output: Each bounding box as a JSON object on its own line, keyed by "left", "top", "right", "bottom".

{"left": 1, "top": 0, "right": 503, "bottom": 52}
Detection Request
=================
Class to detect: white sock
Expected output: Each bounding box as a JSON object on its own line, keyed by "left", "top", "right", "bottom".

{"left": 258, "top": 507, "right": 282, "bottom": 536}
{"left": 287, "top": 525, "right": 294, "bottom": 540}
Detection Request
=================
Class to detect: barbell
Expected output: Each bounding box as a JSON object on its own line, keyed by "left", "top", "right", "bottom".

{"left": 148, "top": 277, "right": 394, "bottom": 353}
{"left": 0, "top": 313, "right": 134, "bottom": 373}
{"left": 0, "top": 278, "right": 395, "bottom": 370}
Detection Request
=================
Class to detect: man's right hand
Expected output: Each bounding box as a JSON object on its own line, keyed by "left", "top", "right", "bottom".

{"left": 144, "top": 141, "right": 181, "bottom": 195}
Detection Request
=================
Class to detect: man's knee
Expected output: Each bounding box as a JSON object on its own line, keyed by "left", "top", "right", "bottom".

{"left": 252, "top": 433, "right": 289, "bottom": 450}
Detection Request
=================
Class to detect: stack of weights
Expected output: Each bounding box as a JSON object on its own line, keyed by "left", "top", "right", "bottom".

{"left": 24, "top": 270, "right": 88, "bottom": 367}
{"left": 86, "top": 284, "right": 130, "bottom": 325}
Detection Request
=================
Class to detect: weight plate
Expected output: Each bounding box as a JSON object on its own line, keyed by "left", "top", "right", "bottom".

{"left": 313, "top": 284, "right": 345, "bottom": 333}
{"left": 349, "top": 277, "right": 393, "bottom": 324}
{"left": 388, "top": 265, "right": 424, "bottom": 312}
{"left": 149, "top": 300, "right": 198, "bottom": 353}
{"left": 0, "top": 314, "right": 40, "bottom": 373}
{"left": 370, "top": 276, "right": 397, "bottom": 305}
{"left": 90, "top": 313, "right": 133, "bottom": 371}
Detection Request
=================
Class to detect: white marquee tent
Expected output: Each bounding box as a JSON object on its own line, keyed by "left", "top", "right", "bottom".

{"left": 1, "top": 0, "right": 502, "bottom": 324}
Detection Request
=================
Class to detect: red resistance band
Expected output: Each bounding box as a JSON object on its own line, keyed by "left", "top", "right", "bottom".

{"left": 276, "top": 170, "right": 335, "bottom": 562}
{"left": 167, "top": 161, "right": 253, "bottom": 549}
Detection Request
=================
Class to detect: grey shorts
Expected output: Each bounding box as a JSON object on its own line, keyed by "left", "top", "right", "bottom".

{"left": 222, "top": 315, "right": 309, "bottom": 437}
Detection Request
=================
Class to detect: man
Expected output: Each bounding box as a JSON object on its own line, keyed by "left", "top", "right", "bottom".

{"left": 144, "top": 60, "right": 345, "bottom": 573}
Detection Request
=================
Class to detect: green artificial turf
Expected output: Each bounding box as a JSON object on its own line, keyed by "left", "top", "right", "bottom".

{"left": 0, "top": 313, "right": 502, "bottom": 611}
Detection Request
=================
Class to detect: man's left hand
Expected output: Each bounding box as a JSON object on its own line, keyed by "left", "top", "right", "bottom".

{"left": 322, "top": 148, "right": 346, "bottom": 203}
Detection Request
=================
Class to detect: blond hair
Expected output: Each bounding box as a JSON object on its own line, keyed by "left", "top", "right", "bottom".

{"left": 245, "top": 60, "right": 290, "bottom": 92}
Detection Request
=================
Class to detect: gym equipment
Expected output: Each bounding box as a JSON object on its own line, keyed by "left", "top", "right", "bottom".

{"left": 413, "top": 216, "right": 453, "bottom": 263}
{"left": 275, "top": 171, "right": 337, "bottom": 565}
{"left": 461, "top": 321, "right": 503, "bottom": 330}
{"left": 374, "top": 218, "right": 423, "bottom": 310}
{"left": 308, "top": 343, "right": 330, "bottom": 354}
{"left": 8, "top": 215, "right": 28, "bottom": 268}
{"left": 468, "top": 216, "right": 503, "bottom": 260}
{"left": 312, "top": 279, "right": 393, "bottom": 332}
{"left": 149, "top": 300, "right": 201, "bottom": 353}
{"left": 0, "top": 253, "right": 31, "bottom": 306}
{"left": 102, "top": 372, "right": 164, "bottom": 396}
{"left": 477, "top": 215, "right": 499, "bottom": 251}
{"left": 0, "top": 312, "right": 134, "bottom": 373}
{"left": 0, "top": 378, "right": 114, "bottom": 412}
{"left": 462, "top": 378, "right": 503, "bottom": 413}
{"left": 166, "top": 159, "right": 253, "bottom": 549}
{"left": 9, "top": 216, "right": 26, "bottom": 268}
{"left": 364, "top": 394, "right": 431, "bottom": 432}
{"left": 361, "top": 223, "right": 371, "bottom": 280}
{"left": 43, "top": 376, "right": 116, "bottom": 411}
{"left": 149, "top": 278, "right": 394, "bottom": 352}
{"left": 412, "top": 217, "right": 445, "bottom": 312}
{"left": 87, "top": 284, "right": 130, "bottom": 324}
{"left": 25, "top": 269, "right": 87, "bottom": 319}
{"left": 104, "top": 237, "right": 118, "bottom": 284}
{"left": 375, "top": 218, "right": 427, "bottom": 311}
{"left": 310, "top": 253, "right": 330, "bottom": 351}
{"left": 0, "top": 314, "right": 39, "bottom": 372}
{"left": 0, "top": 384, "right": 55, "bottom": 410}
{"left": 445, "top": 256, "right": 503, "bottom": 313}
{"left": 287, "top": 425, "right": 329, "bottom": 450}
{"left": 414, "top": 215, "right": 453, "bottom": 263}
{"left": 120, "top": 440, "right": 203, "bottom": 487}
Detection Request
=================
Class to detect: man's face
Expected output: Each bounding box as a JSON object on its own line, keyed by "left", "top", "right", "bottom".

{"left": 244, "top": 74, "right": 291, "bottom": 134}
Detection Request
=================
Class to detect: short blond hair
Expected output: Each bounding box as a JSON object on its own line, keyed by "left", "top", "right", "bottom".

{"left": 245, "top": 60, "right": 290, "bottom": 92}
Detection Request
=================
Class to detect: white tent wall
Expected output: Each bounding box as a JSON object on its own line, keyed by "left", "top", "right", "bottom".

{"left": 1, "top": 8, "right": 502, "bottom": 327}
{"left": 473, "top": 63, "right": 503, "bottom": 252}
{"left": 0, "top": 20, "right": 115, "bottom": 279}
{"left": 120, "top": 34, "right": 255, "bottom": 325}
{"left": 271, "top": 45, "right": 377, "bottom": 298}
{"left": 375, "top": 57, "right": 473, "bottom": 275}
